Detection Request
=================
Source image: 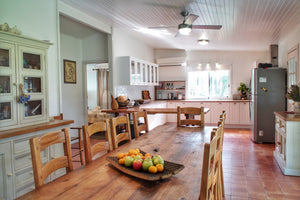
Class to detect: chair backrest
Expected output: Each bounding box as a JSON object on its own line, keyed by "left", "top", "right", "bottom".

{"left": 82, "top": 120, "right": 113, "bottom": 164}
{"left": 30, "top": 128, "right": 73, "bottom": 189}
{"left": 177, "top": 106, "right": 204, "bottom": 127}
{"left": 199, "top": 132, "right": 218, "bottom": 200}
{"left": 110, "top": 115, "right": 132, "bottom": 149}
{"left": 132, "top": 110, "right": 149, "bottom": 139}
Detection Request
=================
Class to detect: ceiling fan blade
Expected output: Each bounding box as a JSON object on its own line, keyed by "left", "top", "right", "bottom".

{"left": 192, "top": 25, "right": 222, "bottom": 30}
{"left": 184, "top": 14, "right": 198, "bottom": 25}
{"left": 174, "top": 31, "right": 181, "bottom": 37}
{"left": 148, "top": 26, "right": 177, "bottom": 29}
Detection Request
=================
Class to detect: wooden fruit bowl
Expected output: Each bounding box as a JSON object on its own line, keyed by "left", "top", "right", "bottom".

{"left": 106, "top": 150, "right": 184, "bottom": 181}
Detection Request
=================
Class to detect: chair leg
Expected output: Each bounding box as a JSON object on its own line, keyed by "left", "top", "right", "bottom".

{"left": 78, "top": 129, "right": 84, "bottom": 165}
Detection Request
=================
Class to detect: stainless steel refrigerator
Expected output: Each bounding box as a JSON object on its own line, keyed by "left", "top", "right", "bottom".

{"left": 250, "top": 68, "right": 286, "bottom": 143}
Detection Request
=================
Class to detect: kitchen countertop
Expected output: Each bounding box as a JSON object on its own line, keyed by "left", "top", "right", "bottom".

{"left": 274, "top": 111, "right": 300, "bottom": 122}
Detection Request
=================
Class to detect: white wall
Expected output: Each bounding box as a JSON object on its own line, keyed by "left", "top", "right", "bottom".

{"left": 60, "top": 34, "right": 84, "bottom": 126}
{"left": 278, "top": 23, "right": 300, "bottom": 84}
{"left": 0, "top": 0, "right": 60, "bottom": 116}
{"left": 82, "top": 33, "right": 108, "bottom": 63}
{"left": 111, "top": 28, "right": 155, "bottom": 99}
{"left": 159, "top": 50, "right": 270, "bottom": 97}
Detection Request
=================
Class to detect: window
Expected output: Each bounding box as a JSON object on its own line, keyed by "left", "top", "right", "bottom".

{"left": 188, "top": 69, "right": 230, "bottom": 99}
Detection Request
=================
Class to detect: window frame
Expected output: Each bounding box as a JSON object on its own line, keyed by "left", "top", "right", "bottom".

{"left": 186, "top": 66, "right": 232, "bottom": 100}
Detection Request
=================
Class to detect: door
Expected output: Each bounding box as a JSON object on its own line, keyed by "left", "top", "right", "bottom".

{"left": 287, "top": 45, "right": 299, "bottom": 111}
{"left": 0, "top": 142, "right": 13, "bottom": 200}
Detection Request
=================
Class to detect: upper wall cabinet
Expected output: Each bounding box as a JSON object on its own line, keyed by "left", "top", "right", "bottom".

{"left": 0, "top": 31, "right": 51, "bottom": 131}
{"left": 117, "top": 56, "right": 159, "bottom": 86}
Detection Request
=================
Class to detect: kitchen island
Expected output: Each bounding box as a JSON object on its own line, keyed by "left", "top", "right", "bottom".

{"left": 274, "top": 112, "right": 300, "bottom": 176}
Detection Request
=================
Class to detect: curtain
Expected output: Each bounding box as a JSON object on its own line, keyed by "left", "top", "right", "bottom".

{"left": 97, "top": 68, "right": 109, "bottom": 109}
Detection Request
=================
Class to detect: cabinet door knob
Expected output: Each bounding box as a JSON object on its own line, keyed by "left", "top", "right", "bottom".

{"left": 277, "top": 142, "right": 281, "bottom": 145}
{"left": 7, "top": 173, "right": 13, "bottom": 177}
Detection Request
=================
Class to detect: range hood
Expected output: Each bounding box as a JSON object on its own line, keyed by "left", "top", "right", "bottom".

{"left": 156, "top": 56, "right": 186, "bottom": 67}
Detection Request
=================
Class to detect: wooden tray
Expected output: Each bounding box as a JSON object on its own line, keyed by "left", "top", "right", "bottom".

{"left": 106, "top": 156, "right": 184, "bottom": 181}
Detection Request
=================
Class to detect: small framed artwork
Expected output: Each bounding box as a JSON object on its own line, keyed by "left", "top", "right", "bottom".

{"left": 64, "top": 59, "right": 76, "bottom": 84}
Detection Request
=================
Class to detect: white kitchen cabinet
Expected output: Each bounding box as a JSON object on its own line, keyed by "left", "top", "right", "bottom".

{"left": 167, "top": 101, "right": 177, "bottom": 122}
{"left": 274, "top": 112, "right": 300, "bottom": 176}
{"left": 239, "top": 102, "right": 251, "bottom": 125}
{"left": 229, "top": 102, "right": 240, "bottom": 124}
{"left": 117, "top": 56, "right": 159, "bottom": 86}
{"left": 0, "top": 123, "right": 71, "bottom": 199}
{"left": 210, "top": 102, "right": 229, "bottom": 125}
{"left": 0, "top": 31, "right": 51, "bottom": 131}
{"left": 140, "top": 101, "right": 167, "bottom": 130}
{"left": 0, "top": 142, "right": 14, "bottom": 200}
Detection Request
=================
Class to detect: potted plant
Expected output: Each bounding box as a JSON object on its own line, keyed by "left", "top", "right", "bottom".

{"left": 287, "top": 85, "right": 300, "bottom": 114}
{"left": 237, "top": 82, "right": 249, "bottom": 100}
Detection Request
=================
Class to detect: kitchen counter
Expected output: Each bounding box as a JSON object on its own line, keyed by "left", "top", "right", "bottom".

{"left": 0, "top": 119, "right": 74, "bottom": 139}
{"left": 274, "top": 111, "right": 300, "bottom": 122}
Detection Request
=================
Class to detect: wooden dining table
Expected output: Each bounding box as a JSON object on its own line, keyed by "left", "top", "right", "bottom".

{"left": 16, "top": 123, "right": 214, "bottom": 200}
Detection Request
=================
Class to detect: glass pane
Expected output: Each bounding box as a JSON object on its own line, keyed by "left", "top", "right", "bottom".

{"left": 24, "top": 77, "right": 41, "bottom": 93}
{"left": 0, "top": 76, "right": 10, "bottom": 93}
{"left": 0, "top": 48, "right": 9, "bottom": 67}
{"left": 209, "top": 70, "right": 230, "bottom": 98}
{"left": 25, "top": 100, "right": 42, "bottom": 117}
{"left": 131, "top": 61, "right": 135, "bottom": 82}
{"left": 0, "top": 102, "right": 11, "bottom": 120}
{"left": 147, "top": 65, "right": 150, "bottom": 83}
{"left": 142, "top": 64, "right": 146, "bottom": 82}
{"left": 23, "top": 53, "right": 41, "bottom": 69}
{"left": 188, "top": 71, "right": 209, "bottom": 98}
{"left": 136, "top": 62, "right": 141, "bottom": 82}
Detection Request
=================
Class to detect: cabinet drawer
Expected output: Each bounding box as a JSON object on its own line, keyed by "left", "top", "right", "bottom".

{"left": 15, "top": 168, "right": 34, "bottom": 189}
{"left": 13, "top": 138, "right": 30, "bottom": 155}
{"left": 14, "top": 149, "right": 48, "bottom": 171}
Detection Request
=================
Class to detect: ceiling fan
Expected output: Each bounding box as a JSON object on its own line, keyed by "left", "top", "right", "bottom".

{"left": 148, "top": 11, "right": 222, "bottom": 37}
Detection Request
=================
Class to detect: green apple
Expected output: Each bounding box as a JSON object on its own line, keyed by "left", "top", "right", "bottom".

{"left": 124, "top": 156, "right": 134, "bottom": 167}
{"left": 142, "top": 160, "right": 153, "bottom": 171}
{"left": 153, "top": 157, "right": 164, "bottom": 166}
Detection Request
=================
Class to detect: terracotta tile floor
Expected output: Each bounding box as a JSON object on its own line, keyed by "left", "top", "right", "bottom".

{"left": 71, "top": 128, "right": 300, "bottom": 200}
{"left": 223, "top": 129, "right": 300, "bottom": 200}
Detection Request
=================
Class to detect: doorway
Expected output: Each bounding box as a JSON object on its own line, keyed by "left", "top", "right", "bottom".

{"left": 86, "top": 63, "right": 109, "bottom": 110}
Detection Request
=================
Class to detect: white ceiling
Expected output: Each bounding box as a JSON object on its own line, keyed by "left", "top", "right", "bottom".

{"left": 60, "top": 0, "right": 300, "bottom": 51}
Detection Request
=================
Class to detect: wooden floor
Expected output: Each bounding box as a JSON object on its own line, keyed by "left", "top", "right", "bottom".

{"left": 72, "top": 128, "right": 300, "bottom": 200}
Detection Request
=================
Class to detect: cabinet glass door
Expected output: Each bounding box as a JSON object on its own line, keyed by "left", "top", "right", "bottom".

{"left": 0, "top": 42, "right": 17, "bottom": 128}
{"left": 151, "top": 65, "right": 154, "bottom": 84}
{"left": 136, "top": 62, "right": 141, "bottom": 84}
{"left": 130, "top": 60, "right": 136, "bottom": 84}
{"left": 147, "top": 64, "right": 151, "bottom": 84}
{"left": 0, "top": 48, "right": 10, "bottom": 67}
{"left": 142, "top": 63, "right": 146, "bottom": 84}
{"left": 19, "top": 46, "right": 47, "bottom": 123}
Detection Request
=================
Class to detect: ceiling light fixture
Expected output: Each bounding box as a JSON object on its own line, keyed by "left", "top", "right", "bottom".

{"left": 198, "top": 39, "right": 209, "bottom": 45}
{"left": 178, "top": 24, "right": 192, "bottom": 35}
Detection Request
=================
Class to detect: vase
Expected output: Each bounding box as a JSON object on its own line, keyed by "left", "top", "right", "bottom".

{"left": 111, "top": 95, "right": 119, "bottom": 110}
{"left": 294, "top": 101, "right": 300, "bottom": 114}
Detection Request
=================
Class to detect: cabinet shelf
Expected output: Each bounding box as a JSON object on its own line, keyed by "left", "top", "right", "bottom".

{"left": 155, "top": 81, "right": 186, "bottom": 100}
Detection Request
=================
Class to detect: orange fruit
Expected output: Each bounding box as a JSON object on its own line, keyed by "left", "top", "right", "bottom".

{"left": 129, "top": 149, "right": 138, "bottom": 155}
{"left": 135, "top": 149, "right": 140, "bottom": 154}
{"left": 117, "top": 153, "right": 124, "bottom": 159}
{"left": 148, "top": 166, "right": 157, "bottom": 174}
{"left": 156, "top": 164, "right": 164, "bottom": 172}
{"left": 119, "top": 158, "right": 125, "bottom": 165}
{"left": 144, "top": 153, "right": 151, "bottom": 158}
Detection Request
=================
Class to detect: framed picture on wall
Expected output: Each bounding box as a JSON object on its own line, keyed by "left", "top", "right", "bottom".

{"left": 64, "top": 59, "right": 76, "bottom": 84}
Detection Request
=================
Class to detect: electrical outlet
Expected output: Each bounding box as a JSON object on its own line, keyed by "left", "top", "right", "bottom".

{"left": 259, "top": 130, "right": 264, "bottom": 136}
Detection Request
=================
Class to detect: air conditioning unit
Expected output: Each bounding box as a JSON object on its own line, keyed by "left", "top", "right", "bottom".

{"left": 156, "top": 57, "right": 186, "bottom": 67}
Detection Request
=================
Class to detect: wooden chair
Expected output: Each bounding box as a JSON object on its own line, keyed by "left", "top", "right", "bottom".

{"left": 177, "top": 106, "right": 204, "bottom": 127}
{"left": 54, "top": 113, "right": 84, "bottom": 165}
{"left": 132, "top": 110, "right": 149, "bottom": 139}
{"left": 30, "top": 128, "right": 73, "bottom": 189}
{"left": 199, "top": 131, "right": 218, "bottom": 200}
{"left": 82, "top": 120, "right": 113, "bottom": 164}
{"left": 211, "top": 111, "right": 226, "bottom": 198}
{"left": 110, "top": 115, "right": 132, "bottom": 149}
